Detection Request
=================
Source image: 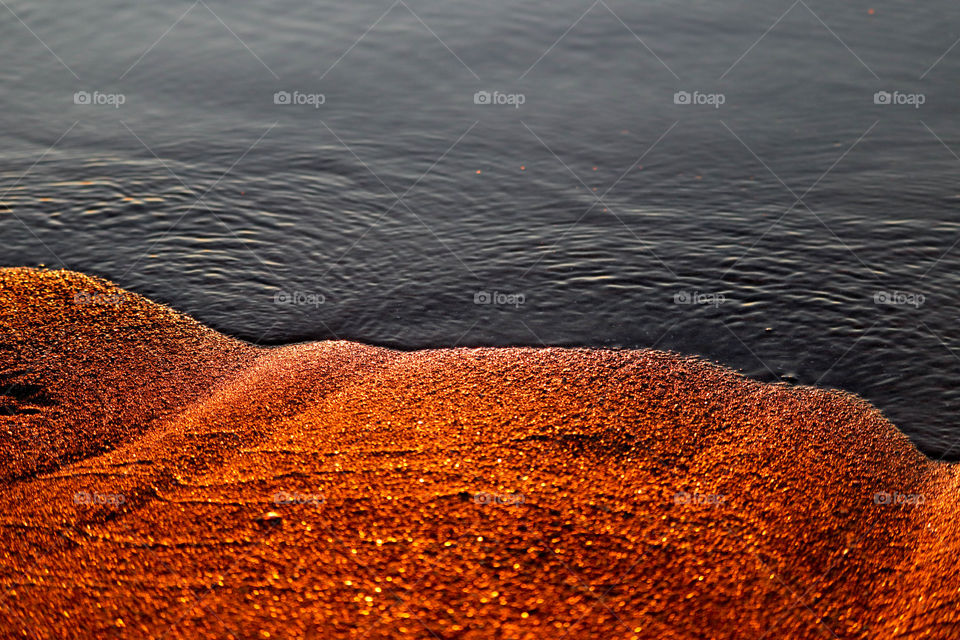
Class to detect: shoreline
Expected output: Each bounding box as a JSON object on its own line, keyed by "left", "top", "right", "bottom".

{"left": 1, "top": 267, "right": 958, "bottom": 638}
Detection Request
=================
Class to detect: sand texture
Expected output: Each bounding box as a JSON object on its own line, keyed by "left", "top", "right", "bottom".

{"left": 0, "top": 268, "right": 958, "bottom": 639}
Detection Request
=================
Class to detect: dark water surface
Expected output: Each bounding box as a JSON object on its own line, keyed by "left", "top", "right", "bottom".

{"left": 3, "top": 0, "right": 960, "bottom": 457}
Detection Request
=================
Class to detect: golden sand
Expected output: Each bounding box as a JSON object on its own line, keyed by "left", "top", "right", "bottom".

{"left": 0, "top": 268, "right": 957, "bottom": 639}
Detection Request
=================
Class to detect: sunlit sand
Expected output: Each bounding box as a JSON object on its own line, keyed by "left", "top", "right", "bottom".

{"left": 1, "top": 268, "right": 957, "bottom": 638}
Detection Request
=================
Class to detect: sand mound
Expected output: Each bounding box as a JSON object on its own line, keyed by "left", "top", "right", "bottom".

{"left": 0, "top": 268, "right": 259, "bottom": 481}
{"left": 0, "top": 268, "right": 957, "bottom": 639}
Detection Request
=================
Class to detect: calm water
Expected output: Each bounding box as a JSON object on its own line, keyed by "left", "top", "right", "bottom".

{"left": 3, "top": 0, "right": 960, "bottom": 457}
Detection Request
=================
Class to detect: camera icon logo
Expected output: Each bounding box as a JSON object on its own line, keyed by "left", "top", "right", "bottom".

{"left": 873, "top": 491, "right": 892, "bottom": 505}
{"left": 873, "top": 291, "right": 890, "bottom": 304}
{"left": 674, "top": 91, "right": 692, "bottom": 105}
{"left": 673, "top": 290, "right": 692, "bottom": 304}
{"left": 474, "top": 291, "right": 492, "bottom": 304}
{"left": 874, "top": 91, "right": 892, "bottom": 105}
{"left": 274, "top": 91, "right": 292, "bottom": 105}
{"left": 73, "top": 91, "right": 91, "bottom": 105}
{"left": 473, "top": 491, "right": 493, "bottom": 505}
{"left": 474, "top": 90, "right": 492, "bottom": 105}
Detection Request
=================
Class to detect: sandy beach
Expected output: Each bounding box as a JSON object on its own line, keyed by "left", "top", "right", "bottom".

{"left": 1, "top": 267, "right": 958, "bottom": 639}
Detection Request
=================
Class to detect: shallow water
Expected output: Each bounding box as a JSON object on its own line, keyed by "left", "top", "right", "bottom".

{"left": 2, "top": 0, "right": 960, "bottom": 457}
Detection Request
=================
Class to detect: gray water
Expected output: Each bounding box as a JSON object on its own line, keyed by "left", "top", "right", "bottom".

{"left": 3, "top": 0, "right": 960, "bottom": 457}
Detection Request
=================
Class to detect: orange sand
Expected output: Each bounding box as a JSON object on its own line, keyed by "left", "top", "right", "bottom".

{"left": 0, "top": 268, "right": 958, "bottom": 639}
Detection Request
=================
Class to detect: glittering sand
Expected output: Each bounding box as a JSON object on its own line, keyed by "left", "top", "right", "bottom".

{"left": 0, "top": 268, "right": 958, "bottom": 639}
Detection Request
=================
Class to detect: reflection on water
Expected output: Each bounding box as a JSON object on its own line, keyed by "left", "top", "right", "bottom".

{"left": 3, "top": 0, "right": 960, "bottom": 457}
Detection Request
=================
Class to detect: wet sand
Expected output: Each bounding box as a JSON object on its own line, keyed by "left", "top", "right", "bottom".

{"left": 0, "top": 267, "right": 958, "bottom": 639}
